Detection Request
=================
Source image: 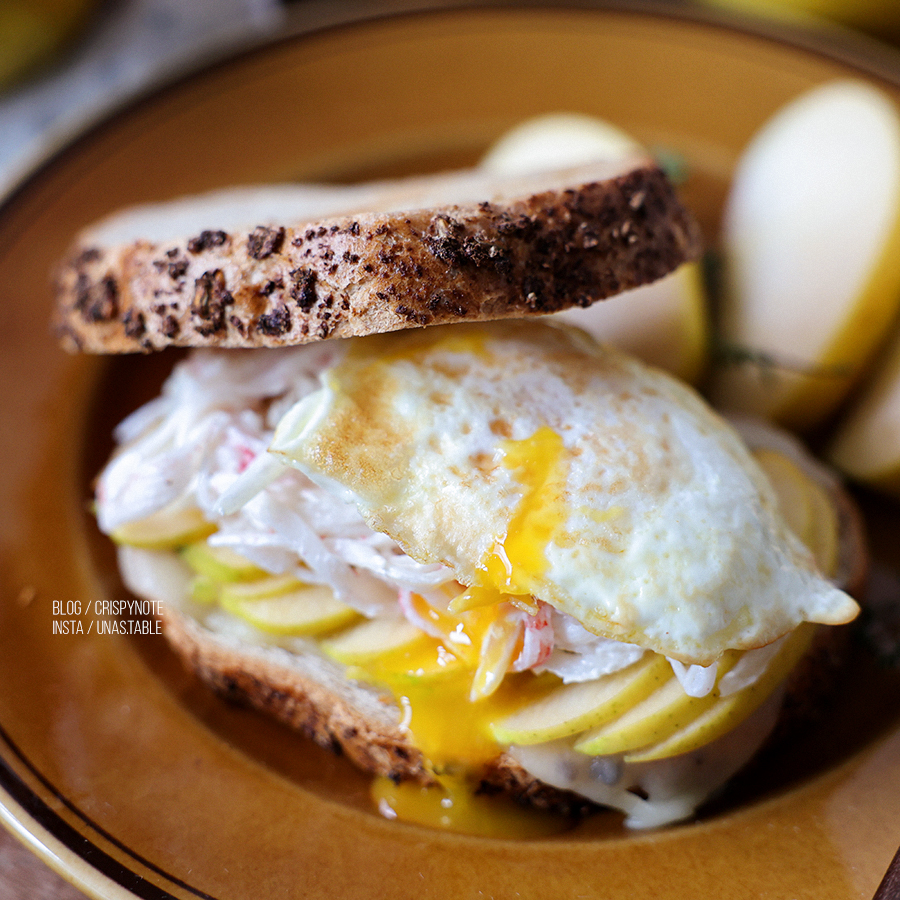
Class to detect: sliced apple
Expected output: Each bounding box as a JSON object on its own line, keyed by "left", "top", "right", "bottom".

{"left": 219, "top": 581, "right": 358, "bottom": 636}
{"left": 220, "top": 573, "right": 308, "bottom": 599}
{"left": 624, "top": 624, "right": 815, "bottom": 763}
{"left": 179, "top": 541, "right": 266, "bottom": 583}
{"left": 321, "top": 616, "right": 425, "bottom": 664}
{"left": 827, "top": 326, "right": 900, "bottom": 498}
{"left": 710, "top": 80, "right": 900, "bottom": 431}
{"left": 480, "top": 112, "right": 644, "bottom": 175}
{"left": 490, "top": 653, "right": 670, "bottom": 746}
{"left": 752, "top": 447, "right": 839, "bottom": 577}
{"left": 481, "top": 112, "right": 708, "bottom": 383}
{"left": 555, "top": 263, "right": 709, "bottom": 383}
{"left": 189, "top": 575, "right": 219, "bottom": 605}
{"left": 111, "top": 504, "right": 214, "bottom": 549}
{"left": 573, "top": 651, "right": 741, "bottom": 757}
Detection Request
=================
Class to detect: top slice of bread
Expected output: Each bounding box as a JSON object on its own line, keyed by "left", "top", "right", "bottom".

{"left": 53, "top": 159, "right": 702, "bottom": 353}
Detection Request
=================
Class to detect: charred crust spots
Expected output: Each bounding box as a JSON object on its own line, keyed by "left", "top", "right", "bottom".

{"left": 256, "top": 305, "right": 292, "bottom": 336}
{"left": 162, "top": 315, "right": 180, "bottom": 339}
{"left": 75, "top": 247, "right": 101, "bottom": 265}
{"left": 427, "top": 290, "right": 469, "bottom": 318}
{"left": 396, "top": 304, "right": 431, "bottom": 326}
{"left": 169, "top": 257, "right": 189, "bottom": 279}
{"left": 123, "top": 308, "right": 145, "bottom": 338}
{"left": 248, "top": 225, "right": 285, "bottom": 260}
{"left": 187, "top": 230, "right": 228, "bottom": 254}
{"left": 228, "top": 314, "right": 247, "bottom": 337}
{"left": 154, "top": 248, "right": 189, "bottom": 280}
{"left": 289, "top": 267, "right": 317, "bottom": 311}
{"left": 424, "top": 214, "right": 513, "bottom": 277}
{"left": 75, "top": 273, "right": 119, "bottom": 322}
{"left": 191, "top": 269, "right": 233, "bottom": 335}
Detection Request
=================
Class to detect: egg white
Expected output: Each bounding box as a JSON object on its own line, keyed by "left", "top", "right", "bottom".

{"left": 269, "top": 320, "right": 858, "bottom": 665}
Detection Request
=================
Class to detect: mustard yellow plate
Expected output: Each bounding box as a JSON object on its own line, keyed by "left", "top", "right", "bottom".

{"left": 3, "top": 4, "right": 900, "bottom": 898}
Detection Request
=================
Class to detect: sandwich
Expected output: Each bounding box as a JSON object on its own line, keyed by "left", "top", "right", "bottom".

{"left": 54, "top": 154, "right": 865, "bottom": 831}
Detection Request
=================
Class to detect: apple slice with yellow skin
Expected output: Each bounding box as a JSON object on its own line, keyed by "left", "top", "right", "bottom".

{"left": 219, "top": 581, "right": 358, "bottom": 636}
{"left": 180, "top": 541, "right": 266, "bottom": 583}
{"left": 710, "top": 80, "right": 900, "bottom": 432}
{"left": 480, "top": 112, "right": 709, "bottom": 384}
{"left": 624, "top": 623, "right": 816, "bottom": 763}
{"left": 321, "top": 616, "right": 425, "bottom": 664}
{"left": 480, "top": 112, "right": 644, "bottom": 175}
{"left": 111, "top": 504, "right": 215, "bottom": 549}
{"left": 490, "top": 653, "right": 671, "bottom": 746}
{"left": 324, "top": 618, "right": 467, "bottom": 685}
{"left": 572, "top": 650, "right": 742, "bottom": 757}
{"left": 555, "top": 263, "right": 708, "bottom": 384}
{"left": 827, "top": 326, "right": 900, "bottom": 499}
{"left": 353, "top": 634, "right": 467, "bottom": 687}
{"left": 752, "top": 447, "right": 839, "bottom": 578}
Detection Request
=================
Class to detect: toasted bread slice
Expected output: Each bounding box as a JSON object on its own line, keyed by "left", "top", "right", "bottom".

{"left": 117, "top": 416, "right": 866, "bottom": 818}
{"left": 54, "top": 160, "right": 701, "bottom": 353}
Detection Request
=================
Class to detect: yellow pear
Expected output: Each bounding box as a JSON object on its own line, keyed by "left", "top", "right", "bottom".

{"left": 480, "top": 112, "right": 644, "bottom": 174}
{"left": 555, "top": 263, "right": 708, "bottom": 383}
{"left": 752, "top": 448, "right": 839, "bottom": 577}
{"left": 710, "top": 80, "right": 900, "bottom": 431}
{"left": 826, "top": 326, "right": 900, "bottom": 497}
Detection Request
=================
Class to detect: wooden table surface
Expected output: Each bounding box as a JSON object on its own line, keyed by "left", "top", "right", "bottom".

{"left": 0, "top": 825, "right": 88, "bottom": 899}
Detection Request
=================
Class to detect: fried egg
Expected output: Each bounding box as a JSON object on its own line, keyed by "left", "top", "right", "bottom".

{"left": 268, "top": 320, "right": 858, "bottom": 666}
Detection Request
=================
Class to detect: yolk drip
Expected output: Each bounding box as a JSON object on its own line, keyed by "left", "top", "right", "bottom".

{"left": 371, "top": 772, "right": 571, "bottom": 838}
{"left": 355, "top": 429, "right": 568, "bottom": 776}
{"left": 352, "top": 596, "right": 555, "bottom": 769}
{"left": 480, "top": 425, "right": 569, "bottom": 599}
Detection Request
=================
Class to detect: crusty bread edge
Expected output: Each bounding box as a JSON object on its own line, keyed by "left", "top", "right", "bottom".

{"left": 55, "top": 164, "right": 701, "bottom": 355}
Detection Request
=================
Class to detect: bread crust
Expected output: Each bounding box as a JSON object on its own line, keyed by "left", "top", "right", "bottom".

{"left": 54, "top": 164, "right": 701, "bottom": 354}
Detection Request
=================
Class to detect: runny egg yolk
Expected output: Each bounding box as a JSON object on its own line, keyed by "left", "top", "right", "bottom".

{"left": 370, "top": 771, "right": 571, "bottom": 838}
{"left": 351, "top": 596, "right": 554, "bottom": 767}
{"left": 352, "top": 608, "right": 562, "bottom": 835}
{"left": 354, "top": 428, "right": 572, "bottom": 832}
{"left": 450, "top": 425, "right": 568, "bottom": 617}
{"left": 481, "top": 425, "right": 569, "bottom": 600}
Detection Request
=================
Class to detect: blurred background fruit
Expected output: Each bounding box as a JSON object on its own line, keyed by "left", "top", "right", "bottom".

{"left": 699, "top": 0, "right": 900, "bottom": 42}
{"left": 0, "top": 0, "right": 99, "bottom": 91}
{"left": 708, "top": 80, "right": 900, "bottom": 433}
